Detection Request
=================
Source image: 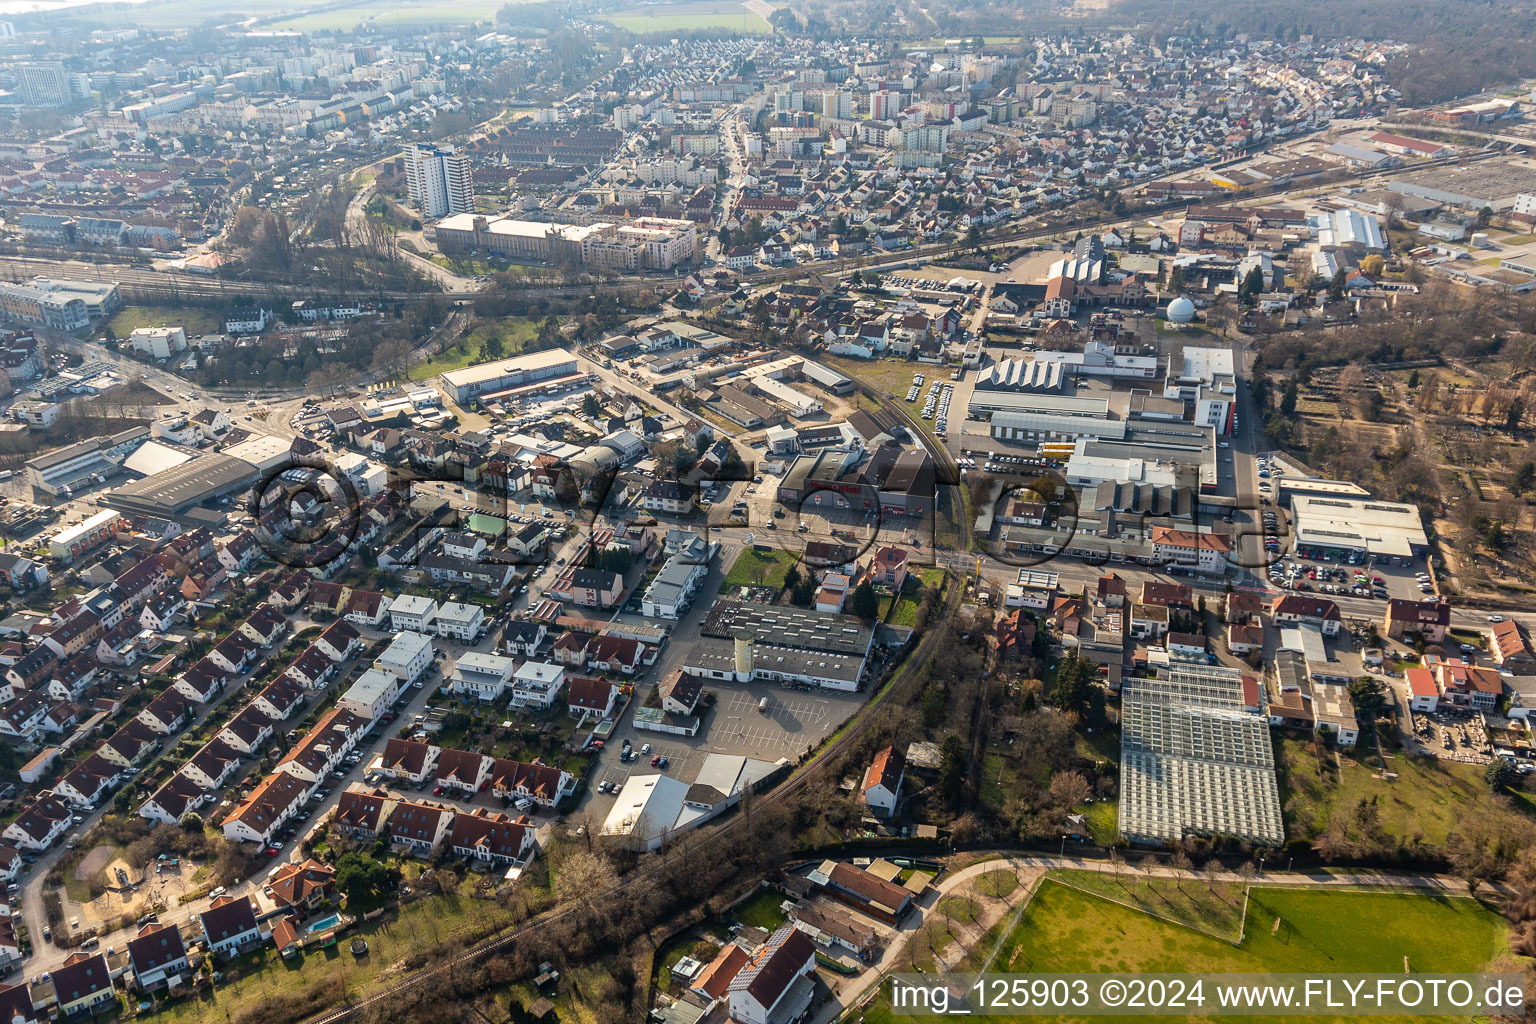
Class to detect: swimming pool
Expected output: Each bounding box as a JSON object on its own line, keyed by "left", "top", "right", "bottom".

{"left": 304, "top": 913, "right": 340, "bottom": 935}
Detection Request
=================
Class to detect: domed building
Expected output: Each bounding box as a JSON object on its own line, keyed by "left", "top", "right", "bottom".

{"left": 1165, "top": 296, "right": 1196, "bottom": 324}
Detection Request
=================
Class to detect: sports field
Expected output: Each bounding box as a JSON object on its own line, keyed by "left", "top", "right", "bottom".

{"left": 864, "top": 877, "right": 1512, "bottom": 1023}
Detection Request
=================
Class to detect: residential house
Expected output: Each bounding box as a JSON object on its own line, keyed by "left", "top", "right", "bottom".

{"left": 388, "top": 594, "right": 438, "bottom": 633}
{"left": 434, "top": 602, "right": 485, "bottom": 643}
{"left": 642, "top": 479, "right": 697, "bottom": 515}
{"left": 127, "top": 922, "right": 190, "bottom": 992}
{"left": 216, "top": 707, "right": 274, "bottom": 755}
{"left": 567, "top": 676, "right": 620, "bottom": 719}
{"left": 2, "top": 793, "right": 70, "bottom": 850}
{"left": 367, "top": 740, "right": 436, "bottom": 789}
{"left": 266, "top": 859, "right": 336, "bottom": 911}
{"left": 174, "top": 659, "right": 227, "bottom": 703}
{"left": 869, "top": 546, "right": 909, "bottom": 590}
{"left": 449, "top": 810, "right": 535, "bottom": 865}
{"left": 862, "top": 746, "right": 904, "bottom": 816}
{"left": 724, "top": 924, "right": 818, "bottom": 1024}
{"left": 315, "top": 620, "right": 362, "bottom": 662}
{"left": 138, "top": 772, "right": 206, "bottom": 826}
{"left": 55, "top": 754, "right": 120, "bottom": 809}
{"left": 1270, "top": 595, "right": 1342, "bottom": 636}
{"left": 549, "top": 567, "right": 624, "bottom": 609}
{"left": 183, "top": 740, "right": 241, "bottom": 791}
{"left": 510, "top": 662, "right": 566, "bottom": 709}
{"left": 220, "top": 771, "right": 309, "bottom": 845}
{"left": 48, "top": 952, "right": 115, "bottom": 1017}
{"left": 436, "top": 747, "right": 492, "bottom": 794}
{"left": 1406, "top": 667, "right": 1440, "bottom": 713}
{"left": 199, "top": 895, "right": 264, "bottom": 959}
{"left": 1384, "top": 599, "right": 1451, "bottom": 644}
{"left": 238, "top": 605, "right": 288, "bottom": 647}
{"left": 448, "top": 651, "right": 517, "bottom": 702}
{"left": 490, "top": 758, "right": 573, "bottom": 807}
{"left": 333, "top": 786, "right": 394, "bottom": 838}
{"left": 384, "top": 800, "right": 452, "bottom": 855}
{"left": 1490, "top": 619, "right": 1536, "bottom": 674}
{"left": 502, "top": 620, "right": 547, "bottom": 657}
{"left": 1434, "top": 659, "right": 1504, "bottom": 710}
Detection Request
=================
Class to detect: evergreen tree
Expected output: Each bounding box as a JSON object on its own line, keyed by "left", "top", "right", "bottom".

{"left": 850, "top": 580, "right": 880, "bottom": 620}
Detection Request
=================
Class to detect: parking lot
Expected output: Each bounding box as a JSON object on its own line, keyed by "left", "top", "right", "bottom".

{"left": 579, "top": 680, "right": 868, "bottom": 817}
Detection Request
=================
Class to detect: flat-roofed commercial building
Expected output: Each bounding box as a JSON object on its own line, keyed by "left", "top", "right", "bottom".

{"left": 433, "top": 214, "right": 697, "bottom": 271}
{"left": 1289, "top": 494, "right": 1429, "bottom": 564}
{"left": 0, "top": 277, "right": 121, "bottom": 330}
{"left": 107, "top": 452, "right": 261, "bottom": 520}
{"left": 683, "top": 599, "right": 876, "bottom": 691}
{"left": 432, "top": 214, "right": 611, "bottom": 261}
{"left": 1119, "top": 665, "right": 1283, "bottom": 848}
{"left": 25, "top": 426, "right": 148, "bottom": 496}
{"left": 48, "top": 508, "right": 123, "bottom": 562}
{"left": 439, "top": 349, "right": 579, "bottom": 404}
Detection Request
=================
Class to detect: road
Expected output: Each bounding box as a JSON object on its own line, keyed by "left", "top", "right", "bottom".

{"left": 343, "top": 184, "right": 477, "bottom": 295}
{"left": 14, "top": 615, "right": 528, "bottom": 979}
{"left": 576, "top": 353, "right": 713, "bottom": 433}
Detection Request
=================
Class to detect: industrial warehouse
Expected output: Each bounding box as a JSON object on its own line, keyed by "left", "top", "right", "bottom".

{"left": 682, "top": 600, "right": 878, "bottom": 691}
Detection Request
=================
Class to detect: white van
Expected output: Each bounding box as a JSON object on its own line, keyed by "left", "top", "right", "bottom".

{"left": 758, "top": 697, "right": 769, "bottom": 713}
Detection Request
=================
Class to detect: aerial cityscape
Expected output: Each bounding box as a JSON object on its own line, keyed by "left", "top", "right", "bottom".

{"left": 1, "top": 0, "right": 1536, "bottom": 1021}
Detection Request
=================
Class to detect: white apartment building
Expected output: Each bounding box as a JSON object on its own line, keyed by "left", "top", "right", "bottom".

{"left": 406, "top": 144, "right": 473, "bottom": 219}
{"left": 388, "top": 594, "right": 438, "bottom": 633}
{"left": 449, "top": 652, "right": 518, "bottom": 702}
{"left": 375, "top": 630, "right": 434, "bottom": 684}
{"left": 510, "top": 661, "right": 566, "bottom": 709}
{"left": 434, "top": 601, "right": 485, "bottom": 642}
{"left": 127, "top": 326, "right": 187, "bottom": 360}
{"left": 338, "top": 667, "right": 403, "bottom": 720}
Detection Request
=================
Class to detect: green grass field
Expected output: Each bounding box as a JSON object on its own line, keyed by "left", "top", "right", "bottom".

{"left": 603, "top": 10, "right": 770, "bottom": 33}
{"left": 823, "top": 355, "right": 957, "bottom": 455}
{"left": 733, "top": 887, "right": 789, "bottom": 930}
{"left": 1050, "top": 869, "right": 1246, "bottom": 940}
{"left": 106, "top": 304, "right": 224, "bottom": 339}
{"left": 864, "top": 880, "right": 1513, "bottom": 1023}
{"left": 83, "top": 0, "right": 310, "bottom": 28}
{"left": 1275, "top": 737, "right": 1532, "bottom": 845}
{"left": 887, "top": 568, "right": 944, "bottom": 626}
{"left": 268, "top": 0, "right": 511, "bottom": 30}
{"left": 723, "top": 547, "right": 798, "bottom": 589}
{"left": 407, "top": 319, "right": 538, "bottom": 381}
{"left": 157, "top": 886, "right": 514, "bottom": 1024}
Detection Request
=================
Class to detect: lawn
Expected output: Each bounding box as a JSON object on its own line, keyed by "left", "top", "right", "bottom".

{"left": 733, "top": 887, "right": 789, "bottom": 930}
{"left": 722, "top": 547, "right": 798, "bottom": 589}
{"left": 887, "top": 568, "right": 945, "bottom": 626}
{"left": 268, "top": 0, "right": 511, "bottom": 30}
{"left": 863, "top": 881, "right": 1512, "bottom": 1023}
{"left": 824, "top": 355, "right": 948, "bottom": 446}
{"left": 1275, "top": 736, "right": 1533, "bottom": 845}
{"left": 1074, "top": 800, "right": 1118, "bottom": 844}
{"left": 1153, "top": 318, "right": 1214, "bottom": 336}
{"left": 973, "top": 869, "right": 1019, "bottom": 899}
{"left": 1050, "top": 868, "right": 1245, "bottom": 940}
{"left": 156, "top": 884, "right": 514, "bottom": 1024}
{"left": 106, "top": 304, "right": 225, "bottom": 339}
{"left": 603, "top": 9, "right": 770, "bottom": 33}
{"left": 407, "top": 318, "right": 537, "bottom": 381}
